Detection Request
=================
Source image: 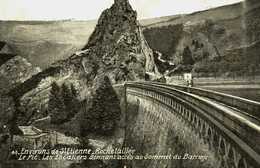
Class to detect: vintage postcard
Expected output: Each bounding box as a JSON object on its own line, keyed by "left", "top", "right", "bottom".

{"left": 0, "top": 0, "right": 259, "bottom": 168}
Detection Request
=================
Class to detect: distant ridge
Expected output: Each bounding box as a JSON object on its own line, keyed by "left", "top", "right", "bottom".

{"left": 144, "top": 2, "right": 243, "bottom": 29}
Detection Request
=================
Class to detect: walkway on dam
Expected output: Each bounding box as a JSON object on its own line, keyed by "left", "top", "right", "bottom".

{"left": 191, "top": 93, "right": 260, "bottom": 127}
{"left": 143, "top": 82, "right": 260, "bottom": 126}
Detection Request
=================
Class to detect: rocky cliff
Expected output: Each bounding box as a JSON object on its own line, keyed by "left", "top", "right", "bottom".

{"left": 0, "top": 56, "right": 41, "bottom": 92}
{"left": 6, "top": 0, "right": 158, "bottom": 123}
{"left": 0, "top": 43, "right": 41, "bottom": 94}
{"left": 0, "top": 46, "right": 41, "bottom": 130}
{"left": 81, "top": 0, "right": 158, "bottom": 82}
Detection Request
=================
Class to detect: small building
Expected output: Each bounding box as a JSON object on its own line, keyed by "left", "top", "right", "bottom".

{"left": 183, "top": 73, "right": 193, "bottom": 86}
{"left": 14, "top": 126, "right": 49, "bottom": 149}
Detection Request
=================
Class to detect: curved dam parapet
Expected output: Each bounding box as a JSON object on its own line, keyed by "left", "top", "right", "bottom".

{"left": 114, "top": 82, "right": 260, "bottom": 168}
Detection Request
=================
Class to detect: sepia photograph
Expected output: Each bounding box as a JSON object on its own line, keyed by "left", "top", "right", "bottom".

{"left": 0, "top": 0, "right": 259, "bottom": 167}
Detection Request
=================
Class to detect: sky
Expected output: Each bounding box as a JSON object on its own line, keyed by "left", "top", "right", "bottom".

{"left": 0, "top": 0, "right": 243, "bottom": 20}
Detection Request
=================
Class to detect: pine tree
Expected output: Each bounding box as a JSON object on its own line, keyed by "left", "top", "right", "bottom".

{"left": 48, "top": 82, "right": 66, "bottom": 124}
{"left": 182, "top": 46, "right": 194, "bottom": 65}
{"left": 82, "top": 76, "right": 121, "bottom": 135}
{"left": 70, "top": 84, "right": 80, "bottom": 118}
{"left": 61, "top": 83, "right": 73, "bottom": 118}
{"left": 61, "top": 83, "right": 79, "bottom": 119}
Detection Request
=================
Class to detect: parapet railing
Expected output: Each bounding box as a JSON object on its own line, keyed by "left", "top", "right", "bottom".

{"left": 149, "top": 82, "right": 260, "bottom": 119}
{"left": 125, "top": 82, "right": 260, "bottom": 168}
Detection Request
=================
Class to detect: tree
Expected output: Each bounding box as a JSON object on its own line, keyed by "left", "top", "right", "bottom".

{"left": 80, "top": 76, "right": 121, "bottom": 136}
{"left": 48, "top": 82, "right": 67, "bottom": 124}
{"left": 182, "top": 46, "right": 194, "bottom": 65}
{"left": 70, "top": 85, "right": 80, "bottom": 118}
{"left": 61, "top": 83, "right": 79, "bottom": 119}
{"left": 61, "top": 83, "right": 73, "bottom": 117}
{"left": 0, "top": 95, "right": 20, "bottom": 152}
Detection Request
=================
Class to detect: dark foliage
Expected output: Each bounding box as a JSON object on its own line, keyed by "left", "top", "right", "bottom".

{"left": 0, "top": 95, "right": 19, "bottom": 135}
{"left": 0, "top": 41, "right": 6, "bottom": 49}
{"left": 0, "top": 135, "right": 9, "bottom": 144}
{"left": 245, "top": 6, "right": 260, "bottom": 43}
{"left": 182, "top": 46, "right": 195, "bottom": 65}
{"left": 0, "top": 53, "right": 16, "bottom": 67}
{"left": 80, "top": 76, "right": 121, "bottom": 136}
{"left": 193, "top": 40, "right": 260, "bottom": 77}
{"left": 9, "top": 124, "right": 23, "bottom": 135}
{"left": 152, "top": 76, "right": 167, "bottom": 83}
{"left": 8, "top": 66, "right": 61, "bottom": 99}
{"left": 143, "top": 24, "right": 183, "bottom": 60}
{"left": 71, "top": 84, "right": 78, "bottom": 97}
{"left": 61, "top": 83, "right": 79, "bottom": 119}
{"left": 153, "top": 51, "right": 175, "bottom": 74}
{"left": 48, "top": 82, "right": 66, "bottom": 124}
{"left": 48, "top": 82, "right": 80, "bottom": 124}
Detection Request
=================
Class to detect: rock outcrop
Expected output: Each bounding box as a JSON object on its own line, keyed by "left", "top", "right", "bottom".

{"left": 0, "top": 56, "right": 41, "bottom": 93}
{"left": 0, "top": 42, "right": 41, "bottom": 94}
{"left": 81, "top": 0, "right": 158, "bottom": 82}
{"left": 7, "top": 0, "right": 158, "bottom": 123}
{"left": 0, "top": 52, "right": 41, "bottom": 129}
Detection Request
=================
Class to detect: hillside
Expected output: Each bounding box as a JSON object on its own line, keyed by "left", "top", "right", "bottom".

{"left": 0, "top": 20, "right": 97, "bottom": 69}
{"left": 140, "top": 15, "right": 182, "bottom": 27}
{"left": 143, "top": 1, "right": 260, "bottom": 76}
{"left": 144, "top": 2, "right": 243, "bottom": 29}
